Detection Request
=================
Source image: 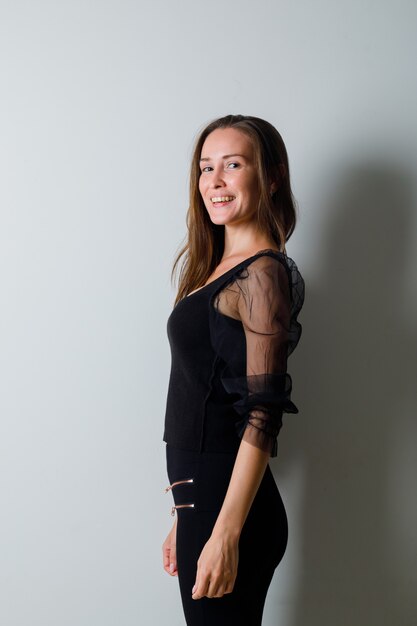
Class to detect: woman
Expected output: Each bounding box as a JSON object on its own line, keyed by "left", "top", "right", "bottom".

{"left": 161, "top": 114, "right": 305, "bottom": 625}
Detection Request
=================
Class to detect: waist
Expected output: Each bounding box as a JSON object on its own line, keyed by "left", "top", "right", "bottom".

{"left": 165, "top": 443, "right": 238, "bottom": 514}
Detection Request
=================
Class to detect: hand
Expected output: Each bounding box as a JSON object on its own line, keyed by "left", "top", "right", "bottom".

{"left": 162, "top": 518, "right": 178, "bottom": 576}
{"left": 192, "top": 532, "right": 239, "bottom": 599}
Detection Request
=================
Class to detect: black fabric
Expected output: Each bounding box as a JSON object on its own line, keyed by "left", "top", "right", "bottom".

{"left": 163, "top": 249, "right": 305, "bottom": 457}
{"left": 166, "top": 444, "right": 288, "bottom": 626}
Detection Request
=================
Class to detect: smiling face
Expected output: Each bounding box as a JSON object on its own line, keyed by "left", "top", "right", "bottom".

{"left": 198, "top": 127, "right": 261, "bottom": 227}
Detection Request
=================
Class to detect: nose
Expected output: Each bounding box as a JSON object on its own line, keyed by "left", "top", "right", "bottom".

{"left": 210, "top": 166, "right": 226, "bottom": 188}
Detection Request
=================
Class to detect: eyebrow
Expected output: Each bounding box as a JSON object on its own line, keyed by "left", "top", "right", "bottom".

{"left": 199, "top": 153, "right": 247, "bottom": 162}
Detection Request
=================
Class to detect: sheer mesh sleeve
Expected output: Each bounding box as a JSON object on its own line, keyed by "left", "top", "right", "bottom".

{"left": 210, "top": 251, "right": 305, "bottom": 457}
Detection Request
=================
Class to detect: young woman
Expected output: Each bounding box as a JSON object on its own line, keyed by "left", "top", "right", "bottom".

{"left": 161, "top": 114, "right": 305, "bottom": 625}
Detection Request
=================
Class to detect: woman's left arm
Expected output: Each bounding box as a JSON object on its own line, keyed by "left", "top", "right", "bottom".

{"left": 192, "top": 254, "right": 294, "bottom": 600}
{"left": 191, "top": 439, "right": 269, "bottom": 600}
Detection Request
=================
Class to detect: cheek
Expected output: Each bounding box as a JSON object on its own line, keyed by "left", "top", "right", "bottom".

{"left": 247, "top": 175, "right": 259, "bottom": 196}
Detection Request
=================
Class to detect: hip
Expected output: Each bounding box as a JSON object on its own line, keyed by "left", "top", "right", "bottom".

{"left": 165, "top": 444, "right": 287, "bottom": 526}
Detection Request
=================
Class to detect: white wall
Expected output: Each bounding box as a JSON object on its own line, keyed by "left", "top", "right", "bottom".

{"left": 1, "top": 1, "right": 416, "bottom": 625}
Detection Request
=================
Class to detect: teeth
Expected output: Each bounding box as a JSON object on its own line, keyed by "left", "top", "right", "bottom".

{"left": 211, "top": 196, "right": 235, "bottom": 203}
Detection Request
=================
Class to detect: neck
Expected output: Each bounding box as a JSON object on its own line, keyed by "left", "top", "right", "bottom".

{"left": 222, "top": 223, "right": 277, "bottom": 259}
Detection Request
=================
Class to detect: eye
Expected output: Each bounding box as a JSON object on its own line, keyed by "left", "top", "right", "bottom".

{"left": 201, "top": 166, "right": 213, "bottom": 173}
{"left": 226, "top": 162, "right": 240, "bottom": 169}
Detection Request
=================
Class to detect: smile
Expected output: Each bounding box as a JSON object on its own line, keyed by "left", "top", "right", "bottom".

{"left": 211, "top": 196, "right": 235, "bottom": 204}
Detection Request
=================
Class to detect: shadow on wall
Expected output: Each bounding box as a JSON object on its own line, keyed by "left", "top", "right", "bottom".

{"left": 273, "top": 162, "right": 417, "bottom": 626}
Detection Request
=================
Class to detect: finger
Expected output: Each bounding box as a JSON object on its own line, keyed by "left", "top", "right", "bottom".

{"left": 192, "top": 572, "right": 210, "bottom": 600}
{"left": 164, "top": 559, "right": 171, "bottom": 574}
{"left": 191, "top": 561, "right": 201, "bottom": 598}
{"left": 191, "top": 579, "right": 201, "bottom": 599}
{"left": 206, "top": 579, "right": 222, "bottom": 598}
{"left": 213, "top": 586, "right": 226, "bottom": 598}
{"left": 163, "top": 548, "right": 176, "bottom": 575}
{"left": 163, "top": 547, "right": 170, "bottom": 572}
{"left": 162, "top": 546, "right": 169, "bottom": 567}
{"left": 224, "top": 572, "right": 235, "bottom": 590}
{"left": 191, "top": 569, "right": 199, "bottom": 598}
{"left": 224, "top": 582, "right": 234, "bottom": 594}
{"left": 169, "top": 540, "right": 177, "bottom": 573}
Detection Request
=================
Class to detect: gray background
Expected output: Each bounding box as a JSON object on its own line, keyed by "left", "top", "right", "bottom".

{"left": 1, "top": 1, "right": 416, "bottom": 625}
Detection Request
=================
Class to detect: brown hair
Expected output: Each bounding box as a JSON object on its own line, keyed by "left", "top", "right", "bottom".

{"left": 171, "top": 114, "right": 298, "bottom": 305}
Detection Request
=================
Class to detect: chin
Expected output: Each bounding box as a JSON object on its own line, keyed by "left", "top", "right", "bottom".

{"left": 209, "top": 218, "right": 229, "bottom": 226}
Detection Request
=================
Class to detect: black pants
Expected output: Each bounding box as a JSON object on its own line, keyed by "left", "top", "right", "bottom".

{"left": 166, "top": 445, "right": 288, "bottom": 625}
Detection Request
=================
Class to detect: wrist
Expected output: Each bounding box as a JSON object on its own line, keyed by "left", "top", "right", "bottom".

{"left": 211, "top": 520, "right": 241, "bottom": 543}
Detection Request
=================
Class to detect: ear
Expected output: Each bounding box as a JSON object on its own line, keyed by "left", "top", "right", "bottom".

{"left": 269, "top": 181, "right": 278, "bottom": 196}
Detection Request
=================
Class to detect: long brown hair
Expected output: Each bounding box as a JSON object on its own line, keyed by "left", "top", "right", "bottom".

{"left": 171, "top": 114, "right": 298, "bottom": 306}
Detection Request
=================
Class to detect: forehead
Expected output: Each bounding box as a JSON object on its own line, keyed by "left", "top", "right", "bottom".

{"left": 200, "top": 127, "right": 254, "bottom": 159}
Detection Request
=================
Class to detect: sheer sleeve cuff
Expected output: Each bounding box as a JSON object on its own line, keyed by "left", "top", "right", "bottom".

{"left": 221, "top": 372, "right": 299, "bottom": 457}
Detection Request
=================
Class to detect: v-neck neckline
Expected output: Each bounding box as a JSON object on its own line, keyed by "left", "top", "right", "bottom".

{"left": 185, "top": 248, "right": 281, "bottom": 299}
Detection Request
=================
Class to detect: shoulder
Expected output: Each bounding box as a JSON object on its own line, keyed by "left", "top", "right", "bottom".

{"left": 237, "top": 248, "right": 289, "bottom": 270}
{"left": 212, "top": 248, "right": 304, "bottom": 310}
{"left": 232, "top": 249, "right": 304, "bottom": 310}
{"left": 236, "top": 249, "right": 292, "bottom": 285}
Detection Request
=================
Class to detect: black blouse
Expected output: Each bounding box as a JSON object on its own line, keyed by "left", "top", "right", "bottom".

{"left": 162, "top": 249, "right": 305, "bottom": 458}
